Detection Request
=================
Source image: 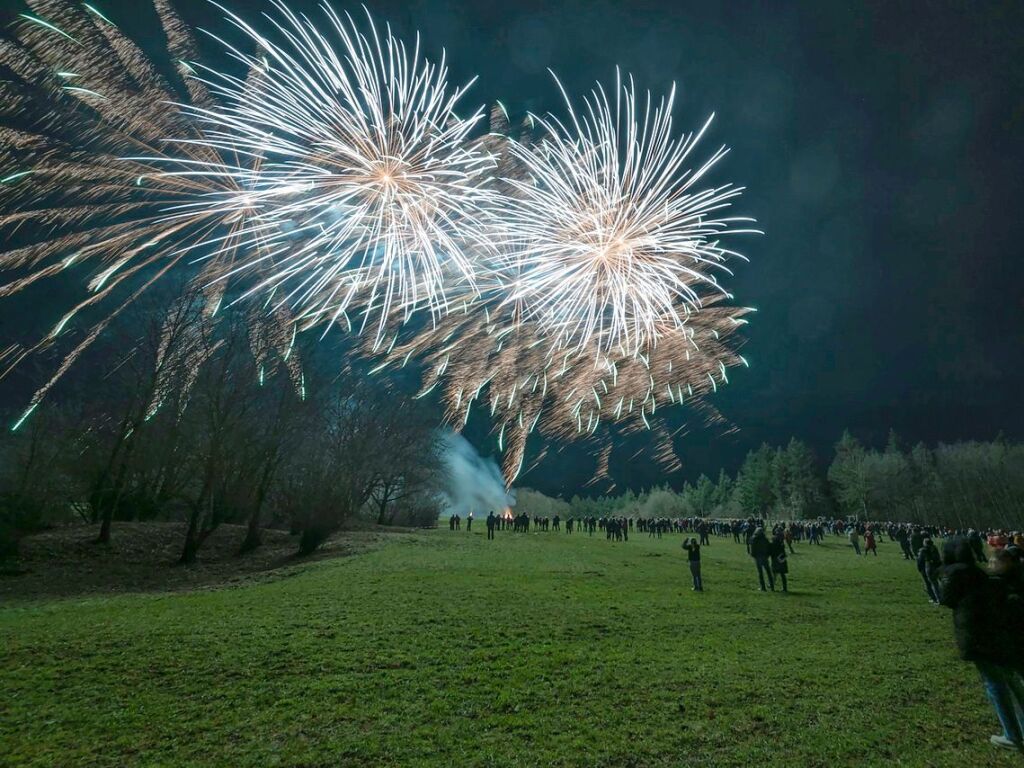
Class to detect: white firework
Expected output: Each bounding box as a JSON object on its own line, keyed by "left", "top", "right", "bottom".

{"left": 500, "top": 70, "right": 758, "bottom": 355}
{"left": 169, "top": 1, "right": 498, "bottom": 342}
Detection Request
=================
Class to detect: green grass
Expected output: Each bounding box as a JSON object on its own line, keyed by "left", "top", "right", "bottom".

{"left": 1, "top": 529, "right": 1019, "bottom": 767}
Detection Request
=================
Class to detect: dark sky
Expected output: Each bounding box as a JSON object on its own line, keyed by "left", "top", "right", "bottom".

{"left": 2, "top": 0, "right": 1023, "bottom": 495}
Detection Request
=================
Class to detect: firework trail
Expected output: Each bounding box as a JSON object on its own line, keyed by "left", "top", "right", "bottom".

{"left": 0, "top": 0, "right": 303, "bottom": 423}
{"left": 378, "top": 293, "right": 751, "bottom": 484}
{"left": 175, "top": 0, "right": 499, "bottom": 345}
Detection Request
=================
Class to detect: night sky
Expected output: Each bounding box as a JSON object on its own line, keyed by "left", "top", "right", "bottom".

{"left": 2, "top": 0, "right": 1023, "bottom": 495}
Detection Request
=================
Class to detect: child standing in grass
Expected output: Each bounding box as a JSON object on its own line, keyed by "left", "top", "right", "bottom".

{"left": 682, "top": 538, "right": 703, "bottom": 592}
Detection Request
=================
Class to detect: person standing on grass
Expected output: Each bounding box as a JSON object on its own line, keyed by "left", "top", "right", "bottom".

{"left": 894, "top": 526, "right": 911, "bottom": 559}
{"left": 849, "top": 527, "right": 861, "bottom": 556}
{"left": 940, "top": 538, "right": 1024, "bottom": 753}
{"left": 770, "top": 533, "right": 789, "bottom": 592}
{"left": 911, "top": 528, "right": 925, "bottom": 557}
{"left": 917, "top": 537, "right": 943, "bottom": 604}
{"left": 682, "top": 538, "right": 703, "bottom": 591}
{"left": 466, "top": 512, "right": 473, "bottom": 532}
{"left": 968, "top": 529, "right": 988, "bottom": 563}
{"left": 486, "top": 511, "right": 496, "bottom": 540}
{"left": 784, "top": 525, "right": 795, "bottom": 554}
{"left": 864, "top": 528, "right": 878, "bottom": 556}
{"left": 750, "top": 527, "right": 775, "bottom": 592}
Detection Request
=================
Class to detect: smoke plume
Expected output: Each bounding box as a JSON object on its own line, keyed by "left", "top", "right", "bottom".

{"left": 439, "top": 430, "right": 515, "bottom": 516}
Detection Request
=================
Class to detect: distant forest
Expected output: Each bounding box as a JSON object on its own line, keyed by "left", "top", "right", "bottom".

{"left": 517, "top": 431, "right": 1024, "bottom": 530}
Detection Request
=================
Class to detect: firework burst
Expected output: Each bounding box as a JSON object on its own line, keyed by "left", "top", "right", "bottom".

{"left": 500, "top": 70, "right": 758, "bottom": 355}
{"left": 176, "top": 0, "right": 498, "bottom": 343}
{"left": 0, "top": 4, "right": 757, "bottom": 485}
{"left": 359, "top": 95, "right": 757, "bottom": 485}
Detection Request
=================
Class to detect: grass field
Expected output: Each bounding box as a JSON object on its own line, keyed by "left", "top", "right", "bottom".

{"left": 1, "top": 527, "right": 1019, "bottom": 767}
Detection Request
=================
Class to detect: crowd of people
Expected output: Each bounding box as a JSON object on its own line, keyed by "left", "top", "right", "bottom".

{"left": 469, "top": 511, "right": 1022, "bottom": 599}
{"left": 462, "top": 511, "right": 1024, "bottom": 751}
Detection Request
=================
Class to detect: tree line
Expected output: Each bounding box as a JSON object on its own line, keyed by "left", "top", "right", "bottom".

{"left": 0, "top": 288, "right": 445, "bottom": 560}
{"left": 517, "top": 431, "right": 1024, "bottom": 530}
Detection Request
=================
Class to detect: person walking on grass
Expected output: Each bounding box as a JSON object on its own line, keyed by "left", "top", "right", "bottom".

{"left": 940, "top": 538, "right": 1024, "bottom": 753}
{"left": 770, "top": 533, "right": 789, "bottom": 593}
{"left": 849, "top": 527, "right": 861, "bottom": 556}
{"left": 750, "top": 527, "right": 775, "bottom": 592}
{"left": 864, "top": 528, "right": 878, "bottom": 556}
{"left": 682, "top": 538, "right": 703, "bottom": 592}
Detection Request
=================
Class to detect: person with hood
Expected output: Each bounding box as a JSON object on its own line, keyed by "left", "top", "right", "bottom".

{"left": 770, "top": 532, "right": 789, "bottom": 593}
{"left": 940, "top": 538, "right": 1024, "bottom": 752}
{"left": 916, "top": 537, "right": 942, "bottom": 604}
{"left": 750, "top": 527, "right": 775, "bottom": 592}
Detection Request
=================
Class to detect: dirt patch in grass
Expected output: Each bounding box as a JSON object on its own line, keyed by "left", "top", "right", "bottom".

{"left": 0, "top": 521, "right": 409, "bottom": 601}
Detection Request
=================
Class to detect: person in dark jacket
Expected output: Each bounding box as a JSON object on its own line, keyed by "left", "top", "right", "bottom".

{"left": 682, "top": 538, "right": 703, "bottom": 592}
{"left": 940, "top": 538, "right": 1024, "bottom": 752}
{"left": 990, "top": 548, "right": 1024, "bottom": 672}
{"left": 770, "top": 533, "right": 789, "bottom": 593}
{"left": 916, "top": 538, "right": 943, "bottom": 604}
{"left": 968, "top": 529, "right": 988, "bottom": 563}
{"left": 910, "top": 528, "right": 925, "bottom": 556}
{"left": 750, "top": 528, "right": 775, "bottom": 592}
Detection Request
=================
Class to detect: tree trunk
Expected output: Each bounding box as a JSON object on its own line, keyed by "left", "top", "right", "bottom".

{"left": 239, "top": 459, "right": 275, "bottom": 555}
{"left": 96, "top": 506, "right": 113, "bottom": 545}
{"left": 179, "top": 512, "right": 200, "bottom": 564}
{"left": 239, "top": 515, "right": 263, "bottom": 554}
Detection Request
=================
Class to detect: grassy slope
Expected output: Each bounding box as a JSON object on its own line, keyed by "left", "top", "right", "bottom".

{"left": 1, "top": 529, "right": 1018, "bottom": 768}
